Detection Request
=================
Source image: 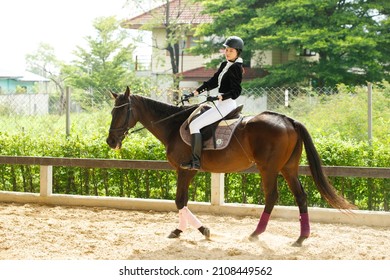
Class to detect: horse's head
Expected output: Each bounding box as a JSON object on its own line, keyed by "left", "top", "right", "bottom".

{"left": 106, "top": 86, "right": 138, "bottom": 149}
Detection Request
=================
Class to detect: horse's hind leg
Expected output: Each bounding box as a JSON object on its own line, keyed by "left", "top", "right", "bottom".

{"left": 282, "top": 168, "right": 310, "bottom": 247}
{"left": 249, "top": 170, "right": 279, "bottom": 241}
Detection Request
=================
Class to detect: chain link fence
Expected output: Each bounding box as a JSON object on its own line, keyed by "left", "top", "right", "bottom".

{"left": 0, "top": 84, "right": 383, "bottom": 141}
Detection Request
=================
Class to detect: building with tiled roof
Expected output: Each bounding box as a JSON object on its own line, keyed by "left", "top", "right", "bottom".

{"left": 122, "top": 0, "right": 212, "bottom": 29}
{"left": 122, "top": 0, "right": 270, "bottom": 90}
{"left": 122, "top": 0, "right": 218, "bottom": 89}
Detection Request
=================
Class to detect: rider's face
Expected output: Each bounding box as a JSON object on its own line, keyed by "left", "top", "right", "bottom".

{"left": 225, "top": 47, "right": 238, "bottom": 61}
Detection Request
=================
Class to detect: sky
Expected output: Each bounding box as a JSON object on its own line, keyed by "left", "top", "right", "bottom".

{"left": 0, "top": 0, "right": 152, "bottom": 73}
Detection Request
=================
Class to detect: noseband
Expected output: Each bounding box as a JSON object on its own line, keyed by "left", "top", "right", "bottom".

{"left": 109, "top": 100, "right": 132, "bottom": 137}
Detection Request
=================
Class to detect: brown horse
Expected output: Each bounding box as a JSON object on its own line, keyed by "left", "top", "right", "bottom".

{"left": 106, "top": 87, "right": 355, "bottom": 246}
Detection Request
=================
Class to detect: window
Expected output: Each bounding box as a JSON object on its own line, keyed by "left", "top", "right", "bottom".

{"left": 166, "top": 35, "right": 199, "bottom": 56}
{"left": 300, "top": 48, "right": 316, "bottom": 57}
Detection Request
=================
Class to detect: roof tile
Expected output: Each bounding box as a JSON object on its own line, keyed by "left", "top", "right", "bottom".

{"left": 122, "top": 0, "right": 212, "bottom": 29}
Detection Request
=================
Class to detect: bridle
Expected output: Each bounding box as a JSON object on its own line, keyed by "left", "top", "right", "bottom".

{"left": 109, "top": 99, "right": 132, "bottom": 137}
{"left": 108, "top": 95, "right": 211, "bottom": 140}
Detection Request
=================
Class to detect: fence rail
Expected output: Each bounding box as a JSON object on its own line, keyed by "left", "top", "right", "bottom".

{"left": 0, "top": 156, "right": 389, "bottom": 228}
{"left": 0, "top": 156, "right": 389, "bottom": 178}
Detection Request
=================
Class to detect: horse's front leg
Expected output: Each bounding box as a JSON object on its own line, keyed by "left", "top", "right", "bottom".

{"left": 167, "top": 169, "right": 210, "bottom": 239}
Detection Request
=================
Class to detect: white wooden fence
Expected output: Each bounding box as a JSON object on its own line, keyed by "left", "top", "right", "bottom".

{"left": 0, "top": 156, "right": 389, "bottom": 227}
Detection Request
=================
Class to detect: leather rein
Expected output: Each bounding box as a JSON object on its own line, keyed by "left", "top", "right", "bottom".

{"left": 109, "top": 97, "right": 207, "bottom": 137}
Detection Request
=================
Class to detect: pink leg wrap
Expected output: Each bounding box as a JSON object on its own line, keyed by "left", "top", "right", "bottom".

{"left": 178, "top": 209, "right": 188, "bottom": 232}
{"left": 300, "top": 213, "right": 310, "bottom": 237}
{"left": 254, "top": 212, "right": 271, "bottom": 235}
{"left": 180, "top": 207, "right": 202, "bottom": 229}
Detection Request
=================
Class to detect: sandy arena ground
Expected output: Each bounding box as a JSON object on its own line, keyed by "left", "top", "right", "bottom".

{"left": 0, "top": 202, "right": 389, "bottom": 260}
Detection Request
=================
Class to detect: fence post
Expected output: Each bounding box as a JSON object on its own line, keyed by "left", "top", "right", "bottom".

{"left": 284, "top": 89, "right": 289, "bottom": 107}
{"left": 66, "top": 87, "right": 71, "bottom": 137}
{"left": 367, "top": 82, "right": 372, "bottom": 144}
{"left": 210, "top": 173, "right": 224, "bottom": 206}
{"left": 40, "top": 165, "right": 52, "bottom": 197}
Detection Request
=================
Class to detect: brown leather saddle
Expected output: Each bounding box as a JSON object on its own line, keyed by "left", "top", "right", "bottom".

{"left": 180, "top": 104, "right": 244, "bottom": 150}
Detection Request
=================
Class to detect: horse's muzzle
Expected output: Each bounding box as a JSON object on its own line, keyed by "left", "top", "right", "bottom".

{"left": 106, "top": 135, "right": 122, "bottom": 150}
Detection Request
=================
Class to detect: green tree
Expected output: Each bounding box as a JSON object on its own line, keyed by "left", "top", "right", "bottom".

{"left": 63, "top": 16, "right": 136, "bottom": 100}
{"left": 195, "top": 0, "right": 390, "bottom": 87}
{"left": 26, "top": 43, "right": 68, "bottom": 114}
{"left": 192, "top": 0, "right": 271, "bottom": 67}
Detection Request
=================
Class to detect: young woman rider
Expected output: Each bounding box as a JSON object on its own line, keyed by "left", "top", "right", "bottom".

{"left": 180, "top": 36, "right": 244, "bottom": 170}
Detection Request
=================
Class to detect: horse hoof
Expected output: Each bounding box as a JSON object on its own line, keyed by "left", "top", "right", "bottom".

{"left": 292, "top": 241, "right": 302, "bottom": 247}
{"left": 168, "top": 229, "right": 182, "bottom": 239}
{"left": 203, "top": 227, "right": 211, "bottom": 240}
{"left": 168, "top": 232, "right": 179, "bottom": 238}
{"left": 248, "top": 232, "right": 259, "bottom": 242}
{"left": 292, "top": 236, "right": 308, "bottom": 247}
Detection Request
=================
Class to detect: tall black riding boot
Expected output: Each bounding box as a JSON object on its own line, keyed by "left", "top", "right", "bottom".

{"left": 180, "top": 133, "right": 202, "bottom": 170}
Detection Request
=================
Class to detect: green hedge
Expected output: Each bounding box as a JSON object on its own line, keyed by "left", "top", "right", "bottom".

{"left": 0, "top": 130, "right": 388, "bottom": 211}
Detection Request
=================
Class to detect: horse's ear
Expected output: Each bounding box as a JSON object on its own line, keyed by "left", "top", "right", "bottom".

{"left": 125, "top": 86, "right": 131, "bottom": 98}
{"left": 110, "top": 90, "right": 118, "bottom": 99}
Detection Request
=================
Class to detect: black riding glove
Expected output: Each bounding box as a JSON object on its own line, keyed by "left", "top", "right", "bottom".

{"left": 182, "top": 92, "right": 194, "bottom": 102}
{"left": 206, "top": 95, "right": 219, "bottom": 102}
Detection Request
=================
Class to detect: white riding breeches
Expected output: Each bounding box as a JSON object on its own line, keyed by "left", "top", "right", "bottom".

{"left": 189, "top": 98, "right": 237, "bottom": 134}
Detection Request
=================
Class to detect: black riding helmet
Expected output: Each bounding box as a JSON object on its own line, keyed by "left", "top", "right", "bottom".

{"left": 223, "top": 36, "right": 244, "bottom": 53}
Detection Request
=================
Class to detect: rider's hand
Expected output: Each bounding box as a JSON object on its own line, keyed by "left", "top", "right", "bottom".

{"left": 206, "top": 95, "right": 219, "bottom": 102}
{"left": 183, "top": 92, "right": 193, "bottom": 99}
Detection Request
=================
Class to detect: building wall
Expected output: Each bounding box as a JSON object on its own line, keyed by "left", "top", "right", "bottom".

{"left": 251, "top": 50, "right": 273, "bottom": 67}
{"left": 0, "top": 79, "right": 40, "bottom": 93}
{"left": 151, "top": 28, "right": 219, "bottom": 74}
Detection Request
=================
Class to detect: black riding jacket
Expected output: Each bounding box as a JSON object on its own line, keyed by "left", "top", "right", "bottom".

{"left": 196, "top": 60, "right": 243, "bottom": 100}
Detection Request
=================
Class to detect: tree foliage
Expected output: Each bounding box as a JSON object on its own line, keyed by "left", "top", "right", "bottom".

{"left": 195, "top": 0, "right": 390, "bottom": 87}
{"left": 192, "top": 0, "right": 271, "bottom": 66}
{"left": 63, "top": 16, "right": 136, "bottom": 95}
{"left": 25, "top": 43, "right": 68, "bottom": 114}
{"left": 26, "top": 43, "right": 62, "bottom": 80}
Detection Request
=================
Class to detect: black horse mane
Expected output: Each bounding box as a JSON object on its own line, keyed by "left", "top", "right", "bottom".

{"left": 132, "top": 94, "right": 198, "bottom": 126}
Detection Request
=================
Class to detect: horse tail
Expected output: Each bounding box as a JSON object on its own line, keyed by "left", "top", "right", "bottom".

{"left": 293, "top": 120, "right": 356, "bottom": 210}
